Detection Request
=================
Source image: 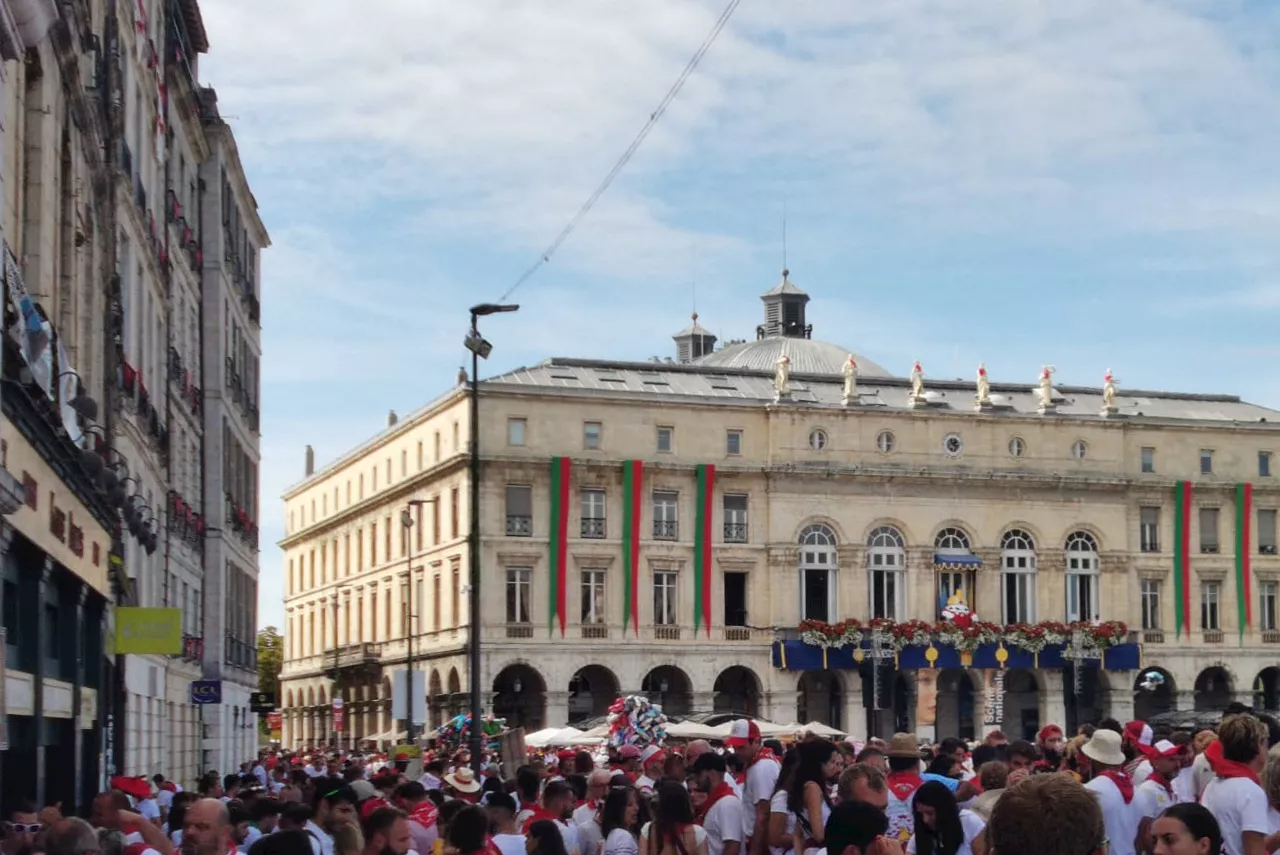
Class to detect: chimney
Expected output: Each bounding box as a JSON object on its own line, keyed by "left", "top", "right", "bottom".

{"left": 304, "top": 444, "right": 315, "bottom": 477}
{"left": 388, "top": 410, "right": 398, "bottom": 428}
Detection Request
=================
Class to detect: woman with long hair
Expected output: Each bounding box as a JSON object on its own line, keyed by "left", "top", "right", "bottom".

{"left": 640, "top": 781, "right": 707, "bottom": 855}
{"left": 766, "top": 749, "right": 801, "bottom": 855}
{"left": 788, "top": 741, "right": 840, "bottom": 855}
{"left": 907, "top": 781, "right": 986, "bottom": 855}
{"left": 1151, "top": 804, "right": 1223, "bottom": 855}
{"left": 601, "top": 787, "right": 641, "bottom": 855}
{"left": 526, "top": 821, "right": 570, "bottom": 855}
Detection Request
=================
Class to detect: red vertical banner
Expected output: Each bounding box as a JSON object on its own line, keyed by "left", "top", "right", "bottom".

{"left": 332, "top": 697, "right": 345, "bottom": 732}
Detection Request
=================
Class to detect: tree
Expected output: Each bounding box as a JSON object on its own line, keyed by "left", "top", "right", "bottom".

{"left": 257, "top": 625, "right": 284, "bottom": 701}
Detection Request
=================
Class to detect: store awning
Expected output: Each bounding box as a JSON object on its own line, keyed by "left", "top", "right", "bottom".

{"left": 771, "top": 639, "right": 1141, "bottom": 672}
{"left": 934, "top": 553, "right": 983, "bottom": 571}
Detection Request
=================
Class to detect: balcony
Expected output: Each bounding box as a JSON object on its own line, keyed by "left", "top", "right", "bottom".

{"left": 177, "top": 634, "right": 203, "bottom": 663}
{"left": 653, "top": 519, "right": 677, "bottom": 540}
{"left": 1203, "top": 630, "right": 1224, "bottom": 644}
{"left": 724, "top": 522, "right": 748, "bottom": 543}
{"left": 654, "top": 625, "right": 680, "bottom": 640}
{"left": 505, "top": 515, "right": 532, "bottom": 537}
{"left": 1263, "top": 630, "right": 1280, "bottom": 644}
{"left": 1142, "top": 630, "right": 1165, "bottom": 644}
{"left": 581, "top": 517, "right": 606, "bottom": 539}
{"left": 331, "top": 642, "right": 382, "bottom": 668}
{"left": 505, "top": 624, "right": 533, "bottom": 639}
{"left": 581, "top": 624, "right": 608, "bottom": 640}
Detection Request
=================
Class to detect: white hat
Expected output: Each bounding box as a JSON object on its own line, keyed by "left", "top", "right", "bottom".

{"left": 640, "top": 745, "right": 665, "bottom": 764}
{"left": 1081, "top": 729, "right": 1126, "bottom": 767}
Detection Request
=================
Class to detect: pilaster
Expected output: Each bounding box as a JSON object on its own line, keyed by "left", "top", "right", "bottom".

{"left": 1040, "top": 670, "right": 1068, "bottom": 736}
{"left": 766, "top": 689, "right": 799, "bottom": 725}
{"left": 72, "top": 583, "right": 87, "bottom": 814}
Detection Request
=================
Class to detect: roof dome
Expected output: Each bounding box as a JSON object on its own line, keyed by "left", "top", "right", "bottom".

{"left": 693, "top": 337, "right": 893, "bottom": 377}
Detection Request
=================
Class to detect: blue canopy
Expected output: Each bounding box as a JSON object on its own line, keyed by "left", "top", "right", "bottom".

{"left": 772, "top": 639, "right": 1141, "bottom": 672}
{"left": 934, "top": 553, "right": 983, "bottom": 570}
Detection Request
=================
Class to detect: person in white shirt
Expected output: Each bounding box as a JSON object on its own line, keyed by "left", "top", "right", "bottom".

{"left": 811, "top": 801, "right": 889, "bottom": 855}
{"left": 1134, "top": 739, "right": 1184, "bottom": 850}
{"left": 1200, "top": 714, "right": 1280, "bottom": 855}
{"left": 904, "top": 781, "right": 985, "bottom": 855}
{"left": 692, "top": 752, "right": 744, "bottom": 855}
{"left": 724, "top": 721, "right": 779, "bottom": 855}
{"left": 487, "top": 793, "right": 528, "bottom": 855}
{"left": 1081, "top": 729, "right": 1141, "bottom": 855}
{"left": 637, "top": 747, "right": 666, "bottom": 797}
{"left": 576, "top": 770, "right": 613, "bottom": 855}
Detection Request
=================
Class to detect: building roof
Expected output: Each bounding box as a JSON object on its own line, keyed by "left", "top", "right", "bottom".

{"left": 672, "top": 313, "right": 715, "bottom": 339}
{"left": 693, "top": 336, "right": 892, "bottom": 377}
{"left": 760, "top": 269, "right": 808, "bottom": 298}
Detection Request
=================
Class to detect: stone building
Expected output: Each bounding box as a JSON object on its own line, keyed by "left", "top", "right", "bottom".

{"left": 279, "top": 271, "right": 1280, "bottom": 746}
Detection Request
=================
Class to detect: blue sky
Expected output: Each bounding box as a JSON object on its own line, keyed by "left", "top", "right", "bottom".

{"left": 196, "top": 0, "right": 1280, "bottom": 631}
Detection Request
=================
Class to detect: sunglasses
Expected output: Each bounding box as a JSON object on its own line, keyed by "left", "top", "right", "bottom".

{"left": 5, "top": 824, "right": 43, "bottom": 835}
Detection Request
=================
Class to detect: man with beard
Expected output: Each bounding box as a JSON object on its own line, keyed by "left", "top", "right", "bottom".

{"left": 394, "top": 782, "right": 437, "bottom": 855}
{"left": 2, "top": 802, "right": 44, "bottom": 855}
{"left": 1037, "top": 726, "right": 1066, "bottom": 769}
{"left": 182, "top": 800, "right": 233, "bottom": 855}
{"left": 360, "top": 808, "right": 412, "bottom": 855}
{"left": 305, "top": 780, "right": 360, "bottom": 855}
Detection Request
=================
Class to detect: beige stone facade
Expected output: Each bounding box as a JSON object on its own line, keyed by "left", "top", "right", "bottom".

{"left": 280, "top": 281, "right": 1280, "bottom": 746}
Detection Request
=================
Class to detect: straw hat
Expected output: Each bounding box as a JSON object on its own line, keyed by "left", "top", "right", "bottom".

{"left": 443, "top": 767, "right": 482, "bottom": 793}
{"left": 886, "top": 733, "right": 923, "bottom": 759}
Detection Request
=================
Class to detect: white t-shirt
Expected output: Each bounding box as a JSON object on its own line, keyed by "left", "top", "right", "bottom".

{"left": 555, "top": 819, "right": 582, "bottom": 855}
{"left": 1191, "top": 753, "right": 1215, "bottom": 801}
{"left": 157, "top": 789, "right": 175, "bottom": 811}
{"left": 578, "top": 816, "right": 603, "bottom": 855}
{"left": 1201, "top": 777, "right": 1272, "bottom": 855}
{"left": 1173, "top": 767, "right": 1197, "bottom": 805}
{"left": 742, "top": 758, "right": 781, "bottom": 842}
{"left": 137, "top": 798, "right": 161, "bottom": 822}
{"left": 1130, "top": 759, "right": 1152, "bottom": 787}
{"left": 906, "top": 810, "right": 986, "bottom": 855}
{"left": 603, "top": 828, "right": 639, "bottom": 855}
{"left": 1134, "top": 779, "right": 1178, "bottom": 821}
{"left": 768, "top": 789, "right": 796, "bottom": 855}
{"left": 636, "top": 776, "right": 657, "bottom": 795}
{"left": 304, "top": 820, "right": 334, "bottom": 855}
{"left": 1085, "top": 775, "right": 1140, "bottom": 855}
{"left": 493, "top": 833, "right": 528, "bottom": 855}
{"left": 704, "top": 793, "right": 746, "bottom": 855}
{"left": 640, "top": 823, "right": 707, "bottom": 851}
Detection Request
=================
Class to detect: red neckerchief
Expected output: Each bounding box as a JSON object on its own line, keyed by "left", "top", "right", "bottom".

{"left": 886, "top": 770, "right": 924, "bottom": 800}
{"left": 734, "top": 772, "right": 747, "bottom": 786}
{"left": 1098, "top": 770, "right": 1135, "bottom": 804}
{"left": 1147, "top": 772, "right": 1174, "bottom": 797}
{"left": 484, "top": 837, "right": 503, "bottom": 855}
{"left": 521, "top": 808, "right": 560, "bottom": 834}
{"left": 698, "top": 781, "right": 737, "bottom": 822}
{"left": 749, "top": 747, "right": 779, "bottom": 769}
{"left": 1204, "top": 740, "right": 1261, "bottom": 785}
{"left": 410, "top": 800, "right": 439, "bottom": 829}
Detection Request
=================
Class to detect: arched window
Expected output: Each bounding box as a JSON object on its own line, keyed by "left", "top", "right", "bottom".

{"left": 1065, "top": 531, "right": 1101, "bottom": 622}
{"left": 867, "top": 526, "right": 906, "bottom": 620}
{"left": 1001, "top": 529, "right": 1037, "bottom": 623}
{"left": 934, "top": 527, "right": 976, "bottom": 619}
{"left": 799, "top": 524, "right": 838, "bottom": 622}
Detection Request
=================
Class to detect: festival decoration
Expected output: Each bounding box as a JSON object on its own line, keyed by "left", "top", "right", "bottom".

{"left": 435, "top": 713, "right": 506, "bottom": 747}
{"left": 607, "top": 695, "right": 667, "bottom": 748}
{"left": 621, "top": 460, "right": 644, "bottom": 635}
{"left": 790, "top": 618, "right": 1129, "bottom": 653}
{"left": 1235, "top": 483, "right": 1254, "bottom": 642}
{"left": 799, "top": 618, "right": 861, "bottom": 649}
{"left": 1173, "top": 481, "right": 1193, "bottom": 638}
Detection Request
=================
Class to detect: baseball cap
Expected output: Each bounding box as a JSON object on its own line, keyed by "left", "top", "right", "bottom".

{"left": 725, "top": 719, "right": 760, "bottom": 747}
{"left": 640, "top": 745, "right": 666, "bottom": 764}
{"left": 1152, "top": 739, "right": 1181, "bottom": 758}
{"left": 617, "top": 744, "right": 642, "bottom": 760}
{"left": 349, "top": 780, "right": 378, "bottom": 802}
{"left": 1123, "top": 720, "right": 1154, "bottom": 747}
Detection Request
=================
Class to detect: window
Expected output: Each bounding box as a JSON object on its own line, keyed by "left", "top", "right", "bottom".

{"left": 372, "top": 467, "right": 378, "bottom": 491}
{"left": 1071, "top": 440, "right": 1088, "bottom": 460}
{"left": 723, "top": 494, "right": 748, "bottom": 543}
{"left": 1199, "top": 507, "right": 1220, "bottom": 553}
{"left": 1140, "top": 507, "right": 1161, "bottom": 553}
{"left": 867, "top": 526, "right": 906, "bottom": 620}
{"left": 1008, "top": 437, "right": 1025, "bottom": 459}
{"left": 653, "top": 491, "right": 678, "bottom": 540}
{"left": 370, "top": 591, "right": 379, "bottom": 641}
{"left": 1260, "top": 582, "right": 1278, "bottom": 632}
{"left": 942, "top": 433, "right": 963, "bottom": 457}
{"left": 432, "top": 497, "right": 441, "bottom": 545}
{"left": 450, "top": 487, "right": 459, "bottom": 539}
{"left": 1201, "top": 582, "right": 1220, "bottom": 630}
{"left": 726, "top": 430, "right": 742, "bottom": 456}
{"left": 1261, "top": 452, "right": 1273, "bottom": 478}
{"left": 505, "top": 485, "right": 533, "bottom": 536}
{"left": 432, "top": 575, "right": 441, "bottom": 630}
{"left": 401, "top": 450, "right": 407, "bottom": 476}
{"left": 581, "top": 489, "right": 606, "bottom": 538}
{"left": 656, "top": 427, "right": 673, "bottom": 453}
{"left": 799, "top": 524, "right": 838, "bottom": 622}
{"left": 507, "top": 418, "right": 527, "bottom": 447}
{"left": 723, "top": 572, "right": 747, "bottom": 627}
{"left": 877, "top": 431, "right": 895, "bottom": 454}
{"left": 935, "top": 528, "right": 976, "bottom": 616}
{"left": 385, "top": 516, "right": 392, "bottom": 560}
{"left": 1140, "top": 579, "right": 1161, "bottom": 630}
{"left": 370, "top": 522, "right": 378, "bottom": 566}
{"left": 1259, "top": 509, "right": 1277, "bottom": 555}
{"left": 452, "top": 421, "right": 459, "bottom": 451}
{"left": 356, "top": 530, "right": 364, "bottom": 570}
{"left": 451, "top": 565, "right": 460, "bottom": 627}
{"left": 1001, "top": 529, "right": 1037, "bottom": 624}
{"left": 1064, "top": 532, "right": 1100, "bottom": 622}
{"left": 581, "top": 569, "right": 606, "bottom": 625}
{"left": 583, "top": 422, "right": 602, "bottom": 450}
{"left": 1141, "top": 447, "right": 1155, "bottom": 474}
{"left": 417, "top": 441, "right": 423, "bottom": 471}
{"left": 1200, "top": 449, "right": 1213, "bottom": 475}
{"left": 654, "top": 571, "right": 678, "bottom": 626}
{"left": 808, "top": 429, "right": 828, "bottom": 451}
{"left": 434, "top": 431, "right": 441, "bottom": 462}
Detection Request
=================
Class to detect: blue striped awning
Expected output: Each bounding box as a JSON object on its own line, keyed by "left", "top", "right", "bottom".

{"left": 934, "top": 553, "right": 982, "bottom": 570}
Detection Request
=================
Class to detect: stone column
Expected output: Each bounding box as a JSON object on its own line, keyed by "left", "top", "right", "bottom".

{"left": 841, "top": 673, "right": 867, "bottom": 742}
{"left": 1108, "top": 673, "right": 1136, "bottom": 722}
{"left": 973, "top": 549, "right": 1001, "bottom": 620}
{"left": 767, "top": 690, "right": 800, "bottom": 725}
{"left": 838, "top": 546, "right": 866, "bottom": 620}
{"left": 1040, "top": 671, "right": 1068, "bottom": 732}
{"left": 545, "top": 691, "right": 570, "bottom": 728}
{"left": 1175, "top": 690, "right": 1196, "bottom": 712}
{"left": 692, "top": 691, "right": 715, "bottom": 714}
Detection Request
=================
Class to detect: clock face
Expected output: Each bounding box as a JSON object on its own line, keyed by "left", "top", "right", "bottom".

{"left": 943, "top": 434, "right": 963, "bottom": 457}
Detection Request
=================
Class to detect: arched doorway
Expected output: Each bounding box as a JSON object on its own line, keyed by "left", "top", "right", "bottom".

{"left": 447, "top": 667, "right": 462, "bottom": 718}
{"left": 1254, "top": 667, "right": 1280, "bottom": 713}
{"left": 568, "top": 665, "right": 620, "bottom": 724}
{"left": 1194, "top": 667, "right": 1232, "bottom": 711}
{"left": 713, "top": 667, "right": 761, "bottom": 717}
{"left": 798, "top": 671, "right": 843, "bottom": 730}
{"left": 1004, "top": 669, "right": 1040, "bottom": 739}
{"left": 642, "top": 666, "right": 693, "bottom": 717}
{"left": 493, "top": 664, "right": 547, "bottom": 730}
{"left": 428, "top": 670, "right": 443, "bottom": 729}
{"left": 935, "top": 669, "right": 977, "bottom": 740}
{"left": 1134, "top": 668, "right": 1177, "bottom": 721}
{"left": 380, "top": 676, "right": 393, "bottom": 735}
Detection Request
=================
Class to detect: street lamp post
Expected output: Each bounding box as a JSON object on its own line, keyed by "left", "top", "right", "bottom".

{"left": 400, "top": 497, "right": 437, "bottom": 742}
{"left": 464, "top": 302, "right": 518, "bottom": 774}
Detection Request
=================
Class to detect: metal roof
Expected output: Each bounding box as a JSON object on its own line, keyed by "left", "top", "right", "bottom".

{"left": 693, "top": 336, "right": 893, "bottom": 377}
{"left": 760, "top": 269, "right": 808, "bottom": 298}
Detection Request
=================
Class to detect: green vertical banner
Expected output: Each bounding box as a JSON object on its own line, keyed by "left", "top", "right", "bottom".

{"left": 548, "top": 457, "right": 572, "bottom": 636}
{"left": 1173, "top": 481, "right": 1193, "bottom": 638}
{"left": 1235, "top": 483, "right": 1253, "bottom": 644}
{"left": 622, "top": 460, "right": 644, "bottom": 635}
{"left": 693, "top": 464, "right": 716, "bottom": 636}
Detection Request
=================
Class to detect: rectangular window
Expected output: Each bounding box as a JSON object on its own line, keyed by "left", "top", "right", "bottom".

{"left": 505, "top": 485, "right": 533, "bottom": 536}
{"left": 373, "top": 467, "right": 378, "bottom": 491}
{"left": 1262, "top": 452, "right": 1273, "bottom": 478}
{"left": 385, "top": 515, "right": 392, "bottom": 560}
{"left": 652, "top": 491, "right": 678, "bottom": 540}
{"left": 869, "top": 558, "right": 904, "bottom": 621}
{"left": 726, "top": 430, "right": 742, "bottom": 456}
{"left": 450, "top": 487, "right": 459, "bottom": 539}
{"left": 654, "top": 571, "right": 677, "bottom": 626}
{"left": 370, "top": 592, "right": 378, "bottom": 641}
{"left": 417, "top": 441, "right": 423, "bottom": 471}
{"left": 1199, "top": 507, "right": 1220, "bottom": 553}
{"left": 432, "top": 575, "right": 441, "bottom": 630}
{"left": 1140, "top": 579, "right": 1161, "bottom": 630}
{"left": 356, "top": 530, "right": 364, "bottom": 571}
{"left": 1001, "top": 548, "right": 1037, "bottom": 624}
{"left": 656, "top": 426, "right": 673, "bottom": 453}
{"left": 1259, "top": 509, "right": 1277, "bottom": 555}
{"left": 401, "top": 450, "right": 407, "bottom": 476}
{"left": 1201, "top": 582, "right": 1220, "bottom": 630}
{"left": 384, "top": 589, "right": 391, "bottom": 638}
{"left": 371, "top": 522, "right": 379, "bottom": 566}
{"left": 451, "top": 566, "right": 460, "bottom": 627}
{"left": 1200, "top": 449, "right": 1214, "bottom": 475}
{"left": 434, "top": 431, "right": 441, "bottom": 462}
{"left": 507, "top": 418, "right": 527, "bottom": 447}
{"left": 723, "top": 494, "right": 748, "bottom": 543}
{"left": 581, "top": 489, "right": 606, "bottom": 538}
{"left": 1260, "top": 582, "right": 1278, "bottom": 632}
{"left": 1141, "top": 447, "right": 1155, "bottom": 474}
{"left": 581, "top": 569, "right": 606, "bottom": 625}
{"left": 416, "top": 504, "right": 424, "bottom": 551}
{"left": 432, "top": 497, "right": 441, "bottom": 545}
{"left": 583, "top": 421, "right": 602, "bottom": 450}
{"left": 344, "top": 535, "right": 350, "bottom": 577}
{"left": 724, "top": 572, "right": 747, "bottom": 627}
{"left": 506, "top": 568, "right": 531, "bottom": 624}
{"left": 1140, "top": 507, "right": 1160, "bottom": 553}
{"left": 309, "top": 551, "right": 315, "bottom": 588}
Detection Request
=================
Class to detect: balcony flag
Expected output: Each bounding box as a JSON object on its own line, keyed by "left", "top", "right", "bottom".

{"left": 622, "top": 460, "right": 644, "bottom": 635}
{"left": 693, "top": 464, "right": 716, "bottom": 636}
{"left": 1235, "top": 483, "right": 1253, "bottom": 644}
{"left": 1173, "top": 481, "right": 1193, "bottom": 638}
{"left": 548, "top": 457, "right": 572, "bottom": 636}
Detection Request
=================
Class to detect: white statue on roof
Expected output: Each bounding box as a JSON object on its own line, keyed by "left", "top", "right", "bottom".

{"left": 842, "top": 354, "right": 858, "bottom": 404}
{"left": 1102, "top": 369, "right": 1118, "bottom": 412}
{"left": 774, "top": 351, "right": 791, "bottom": 400}
{"left": 1037, "top": 365, "right": 1056, "bottom": 409}
{"left": 910, "top": 360, "right": 925, "bottom": 402}
{"left": 975, "top": 363, "right": 991, "bottom": 407}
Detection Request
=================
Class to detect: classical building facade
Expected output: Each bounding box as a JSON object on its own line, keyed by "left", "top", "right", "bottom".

{"left": 280, "top": 272, "right": 1280, "bottom": 746}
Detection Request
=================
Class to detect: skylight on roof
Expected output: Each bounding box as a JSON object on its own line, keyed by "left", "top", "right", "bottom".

{"left": 549, "top": 368, "right": 577, "bottom": 380}
{"left": 639, "top": 371, "right": 669, "bottom": 386}
{"left": 706, "top": 374, "right": 738, "bottom": 391}
{"left": 595, "top": 369, "right": 625, "bottom": 383}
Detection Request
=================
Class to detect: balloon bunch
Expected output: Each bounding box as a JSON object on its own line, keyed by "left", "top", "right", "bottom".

{"left": 434, "top": 713, "right": 506, "bottom": 747}
{"left": 607, "top": 695, "right": 666, "bottom": 748}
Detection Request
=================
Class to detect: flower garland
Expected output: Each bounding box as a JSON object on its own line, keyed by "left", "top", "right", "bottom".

{"left": 791, "top": 618, "right": 1129, "bottom": 652}
{"left": 936, "top": 619, "right": 1002, "bottom": 653}
{"left": 799, "top": 618, "right": 862, "bottom": 649}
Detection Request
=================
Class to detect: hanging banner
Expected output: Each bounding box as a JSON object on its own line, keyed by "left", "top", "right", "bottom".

{"left": 115, "top": 607, "right": 182, "bottom": 654}
{"left": 266, "top": 712, "right": 282, "bottom": 741}
{"left": 332, "top": 696, "right": 345, "bottom": 732}
{"left": 190, "top": 680, "right": 222, "bottom": 705}
{"left": 983, "top": 669, "right": 1006, "bottom": 728}
{"left": 4, "top": 245, "right": 52, "bottom": 398}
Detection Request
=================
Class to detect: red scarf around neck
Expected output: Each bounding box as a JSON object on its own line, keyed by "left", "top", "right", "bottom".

{"left": 699, "top": 781, "right": 737, "bottom": 821}
{"left": 1098, "top": 770, "right": 1135, "bottom": 804}
{"left": 521, "top": 807, "right": 561, "bottom": 834}
{"left": 1204, "top": 740, "right": 1261, "bottom": 785}
{"left": 410, "top": 800, "right": 440, "bottom": 829}
{"left": 750, "top": 747, "right": 779, "bottom": 769}
{"left": 887, "top": 770, "right": 924, "bottom": 801}
{"left": 1147, "top": 772, "right": 1174, "bottom": 796}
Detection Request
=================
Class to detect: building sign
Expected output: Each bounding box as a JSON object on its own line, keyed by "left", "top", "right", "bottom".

{"left": 266, "top": 711, "right": 282, "bottom": 741}
{"left": 250, "top": 691, "right": 275, "bottom": 713}
{"left": 332, "top": 696, "right": 344, "bottom": 732}
{"left": 191, "top": 680, "right": 222, "bottom": 705}
{"left": 983, "top": 669, "right": 1006, "bottom": 728}
{"left": 115, "top": 607, "right": 182, "bottom": 655}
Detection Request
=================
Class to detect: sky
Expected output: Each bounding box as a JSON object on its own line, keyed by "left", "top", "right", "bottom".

{"left": 195, "top": 0, "right": 1280, "bottom": 631}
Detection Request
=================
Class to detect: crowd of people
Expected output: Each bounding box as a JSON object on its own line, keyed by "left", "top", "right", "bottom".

{"left": 7, "top": 706, "right": 1280, "bottom": 855}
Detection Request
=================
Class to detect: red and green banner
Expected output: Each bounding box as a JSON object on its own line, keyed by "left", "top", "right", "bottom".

{"left": 693, "top": 464, "right": 716, "bottom": 636}
{"left": 1173, "top": 481, "right": 1193, "bottom": 638}
{"left": 548, "top": 457, "right": 572, "bottom": 636}
{"left": 1236, "top": 483, "right": 1253, "bottom": 643}
{"left": 622, "top": 460, "right": 644, "bottom": 635}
